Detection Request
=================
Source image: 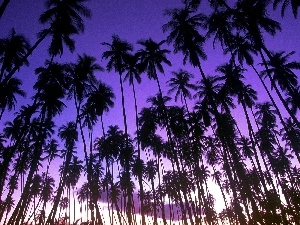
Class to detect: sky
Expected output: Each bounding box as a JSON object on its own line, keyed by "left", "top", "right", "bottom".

{"left": 1, "top": 0, "right": 300, "bottom": 223}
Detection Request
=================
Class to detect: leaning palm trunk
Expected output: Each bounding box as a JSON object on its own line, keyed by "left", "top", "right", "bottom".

{"left": 7, "top": 115, "right": 48, "bottom": 225}
{"left": 154, "top": 76, "right": 195, "bottom": 225}
{"left": 3, "top": 30, "right": 49, "bottom": 82}
{"left": 45, "top": 145, "right": 74, "bottom": 224}
{"left": 196, "top": 63, "right": 249, "bottom": 223}
{"left": 0, "top": 0, "right": 10, "bottom": 19}
{"left": 258, "top": 49, "right": 300, "bottom": 129}
{"left": 251, "top": 63, "right": 299, "bottom": 171}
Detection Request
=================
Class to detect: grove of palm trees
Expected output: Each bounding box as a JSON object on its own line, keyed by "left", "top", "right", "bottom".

{"left": 1, "top": 0, "right": 300, "bottom": 224}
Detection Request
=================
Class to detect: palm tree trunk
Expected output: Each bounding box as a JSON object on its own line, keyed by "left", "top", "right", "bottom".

{"left": 0, "top": 0, "right": 10, "bottom": 19}
{"left": 118, "top": 72, "right": 129, "bottom": 141}
{"left": 45, "top": 146, "right": 74, "bottom": 225}
{"left": 7, "top": 114, "right": 48, "bottom": 225}
{"left": 258, "top": 50, "right": 300, "bottom": 129}
{"left": 3, "top": 30, "right": 49, "bottom": 82}
{"left": 129, "top": 81, "right": 146, "bottom": 225}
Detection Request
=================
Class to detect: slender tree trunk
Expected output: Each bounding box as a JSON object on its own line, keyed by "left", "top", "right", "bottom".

{"left": 0, "top": 0, "right": 10, "bottom": 19}
{"left": 3, "top": 30, "right": 49, "bottom": 82}
{"left": 258, "top": 50, "right": 300, "bottom": 129}
{"left": 118, "top": 72, "right": 128, "bottom": 141}
{"left": 130, "top": 82, "right": 146, "bottom": 225}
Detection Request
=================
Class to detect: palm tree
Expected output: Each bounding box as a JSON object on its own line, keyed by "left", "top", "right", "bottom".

{"left": 225, "top": 33, "right": 257, "bottom": 66}
{"left": 167, "top": 69, "right": 197, "bottom": 112}
{"left": 122, "top": 53, "right": 146, "bottom": 225}
{"left": 81, "top": 81, "right": 115, "bottom": 134}
{"left": 4, "top": 0, "right": 91, "bottom": 81}
{"left": 233, "top": 1, "right": 299, "bottom": 126}
{"left": 273, "top": 0, "right": 300, "bottom": 18}
{"left": 38, "top": 0, "right": 91, "bottom": 58}
{"left": 33, "top": 60, "right": 70, "bottom": 120}
{"left": 46, "top": 122, "right": 78, "bottom": 225}
{"left": 77, "top": 182, "right": 90, "bottom": 222}
{"left": 260, "top": 50, "right": 300, "bottom": 112}
{"left": 163, "top": 7, "right": 207, "bottom": 70}
{"left": 0, "top": 77, "right": 26, "bottom": 120}
{"left": 254, "top": 102, "right": 295, "bottom": 223}
{"left": 0, "top": 29, "right": 30, "bottom": 81}
{"left": 123, "top": 53, "right": 142, "bottom": 146}
{"left": 68, "top": 54, "right": 103, "bottom": 118}
{"left": 68, "top": 56, "right": 103, "bottom": 221}
{"left": 144, "top": 159, "right": 159, "bottom": 225}
{"left": 281, "top": 118, "right": 300, "bottom": 164}
{"left": 29, "top": 174, "right": 42, "bottom": 223}
{"left": 65, "top": 156, "right": 83, "bottom": 223}
{"left": 136, "top": 38, "right": 171, "bottom": 95}
{"left": 102, "top": 35, "right": 133, "bottom": 142}
{"left": 40, "top": 173, "right": 55, "bottom": 218}
{"left": 233, "top": 0, "right": 281, "bottom": 51}
{"left": 205, "top": 5, "right": 234, "bottom": 51}
{"left": 7, "top": 118, "right": 55, "bottom": 225}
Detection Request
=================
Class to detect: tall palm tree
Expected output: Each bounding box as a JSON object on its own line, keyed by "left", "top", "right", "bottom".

{"left": 102, "top": 35, "right": 133, "bottom": 142}
{"left": 255, "top": 103, "right": 296, "bottom": 223}
{"left": 7, "top": 119, "right": 55, "bottom": 225}
{"left": 144, "top": 159, "right": 159, "bottom": 225}
{"left": 46, "top": 122, "right": 78, "bottom": 225}
{"left": 123, "top": 53, "right": 142, "bottom": 146}
{"left": 122, "top": 53, "right": 146, "bottom": 224}
{"left": 233, "top": 1, "right": 299, "bottom": 124}
{"left": 68, "top": 56, "right": 103, "bottom": 220}
{"left": 80, "top": 81, "right": 115, "bottom": 225}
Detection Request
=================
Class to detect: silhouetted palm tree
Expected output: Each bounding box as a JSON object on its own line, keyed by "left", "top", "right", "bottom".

{"left": 122, "top": 53, "right": 146, "bottom": 225}
{"left": 102, "top": 35, "right": 133, "bottom": 143}
{"left": 136, "top": 38, "right": 171, "bottom": 95}
{"left": 260, "top": 50, "right": 300, "bottom": 112}
{"left": 163, "top": 7, "right": 207, "bottom": 69}
{"left": 0, "top": 29, "right": 30, "bottom": 81}
{"left": 46, "top": 122, "right": 78, "bottom": 225}
{"left": 0, "top": 77, "right": 26, "bottom": 120}
{"left": 82, "top": 81, "right": 115, "bottom": 134}
{"left": 38, "top": 0, "right": 91, "bottom": 58}
{"left": 167, "top": 69, "right": 197, "bottom": 108}
{"left": 4, "top": 0, "right": 91, "bottom": 82}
